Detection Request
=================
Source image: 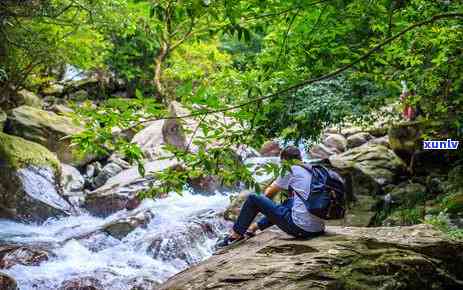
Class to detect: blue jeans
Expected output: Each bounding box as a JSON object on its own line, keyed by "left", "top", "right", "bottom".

{"left": 233, "top": 194, "right": 323, "bottom": 238}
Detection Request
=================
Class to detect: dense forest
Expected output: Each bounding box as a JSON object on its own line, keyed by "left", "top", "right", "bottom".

{"left": 0, "top": 1, "right": 463, "bottom": 289}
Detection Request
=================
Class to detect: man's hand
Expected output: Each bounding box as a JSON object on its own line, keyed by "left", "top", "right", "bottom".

{"left": 264, "top": 182, "right": 282, "bottom": 199}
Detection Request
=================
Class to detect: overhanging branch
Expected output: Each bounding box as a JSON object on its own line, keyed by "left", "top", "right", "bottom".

{"left": 125, "top": 12, "right": 463, "bottom": 129}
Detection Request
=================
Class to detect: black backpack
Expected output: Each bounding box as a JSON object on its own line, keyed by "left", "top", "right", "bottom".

{"left": 290, "top": 164, "right": 346, "bottom": 220}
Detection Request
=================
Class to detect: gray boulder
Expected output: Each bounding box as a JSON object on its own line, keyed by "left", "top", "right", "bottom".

{"left": 0, "top": 132, "right": 73, "bottom": 221}
{"left": 5, "top": 106, "right": 93, "bottom": 166}
{"left": 347, "top": 132, "right": 373, "bottom": 148}
{"left": 61, "top": 163, "right": 85, "bottom": 194}
{"left": 329, "top": 144, "right": 407, "bottom": 195}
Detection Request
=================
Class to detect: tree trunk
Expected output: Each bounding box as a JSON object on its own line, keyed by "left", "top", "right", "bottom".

{"left": 154, "top": 42, "right": 169, "bottom": 104}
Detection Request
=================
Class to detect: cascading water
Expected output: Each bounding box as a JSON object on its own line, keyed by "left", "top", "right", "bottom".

{"left": 0, "top": 190, "right": 233, "bottom": 289}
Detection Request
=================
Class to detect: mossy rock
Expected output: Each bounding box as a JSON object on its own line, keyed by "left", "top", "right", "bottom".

{"left": 5, "top": 105, "right": 93, "bottom": 166}
{"left": 0, "top": 132, "right": 72, "bottom": 221}
{"left": 0, "top": 132, "right": 60, "bottom": 171}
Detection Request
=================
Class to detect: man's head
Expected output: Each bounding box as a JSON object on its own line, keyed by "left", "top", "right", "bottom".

{"left": 280, "top": 146, "right": 302, "bottom": 161}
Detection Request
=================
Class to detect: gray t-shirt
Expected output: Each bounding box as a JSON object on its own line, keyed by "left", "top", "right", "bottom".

{"left": 273, "top": 164, "right": 325, "bottom": 233}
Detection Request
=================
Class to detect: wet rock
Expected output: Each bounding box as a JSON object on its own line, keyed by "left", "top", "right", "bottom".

{"left": 5, "top": 105, "right": 93, "bottom": 166}
{"left": 148, "top": 210, "right": 228, "bottom": 266}
{"left": 0, "top": 245, "right": 49, "bottom": 269}
{"left": 259, "top": 141, "right": 281, "bottom": 157}
{"left": 0, "top": 132, "right": 73, "bottom": 221}
{"left": 61, "top": 163, "right": 85, "bottom": 194}
{"left": 103, "top": 208, "right": 154, "bottom": 240}
{"left": 17, "top": 89, "right": 43, "bottom": 108}
{"left": 0, "top": 273, "right": 18, "bottom": 290}
{"left": 84, "top": 159, "right": 176, "bottom": 217}
{"left": 127, "top": 277, "right": 160, "bottom": 290}
{"left": 93, "top": 162, "right": 123, "bottom": 189}
{"left": 160, "top": 224, "right": 463, "bottom": 290}
{"left": 59, "top": 276, "right": 103, "bottom": 290}
{"left": 346, "top": 132, "right": 373, "bottom": 148}
{"left": 329, "top": 144, "right": 407, "bottom": 195}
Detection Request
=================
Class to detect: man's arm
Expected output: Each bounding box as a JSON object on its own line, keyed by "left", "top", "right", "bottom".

{"left": 264, "top": 182, "right": 283, "bottom": 199}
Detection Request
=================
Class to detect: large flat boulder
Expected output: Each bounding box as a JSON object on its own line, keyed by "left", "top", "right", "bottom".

{"left": 5, "top": 106, "right": 91, "bottom": 166}
{"left": 160, "top": 224, "right": 463, "bottom": 290}
{"left": 0, "top": 133, "right": 73, "bottom": 221}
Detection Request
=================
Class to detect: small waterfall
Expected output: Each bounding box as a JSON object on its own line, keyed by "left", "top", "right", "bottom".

{"left": 0, "top": 191, "right": 232, "bottom": 290}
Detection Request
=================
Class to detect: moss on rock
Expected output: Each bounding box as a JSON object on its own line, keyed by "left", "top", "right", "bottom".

{"left": 0, "top": 132, "right": 59, "bottom": 171}
{"left": 5, "top": 106, "right": 92, "bottom": 166}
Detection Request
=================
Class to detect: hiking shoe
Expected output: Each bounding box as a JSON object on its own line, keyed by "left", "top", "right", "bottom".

{"left": 244, "top": 231, "right": 256, "bottom": 238}
{"left": 215, "top": 235, "right": 244, "bottom": 248}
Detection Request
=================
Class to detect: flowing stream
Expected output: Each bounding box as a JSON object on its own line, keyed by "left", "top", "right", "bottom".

{"left": 0, "top": 190, "right": 232, "bottom": 289}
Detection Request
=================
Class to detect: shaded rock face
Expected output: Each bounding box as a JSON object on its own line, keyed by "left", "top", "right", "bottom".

{"left": 0, "top": 133, "right": 73, "bottom": 221}
{"left": 329, "top": 144, "right": 407, "bottom": 195}
{"left": 160, "top": 224, "right": 463, "bottom": 290}
{"left": 0, "top": 273, "right": 18, "bottom": 290}
{"left": 5, "top": 106, "right": 92, "bottom": 166}
{"left": 84, "top": 159, "right": 176, "bottom": 217}
{"left": 259, "top": 141, "right": 281, "bottom": 157}
{"left": 0, "top": 245, "right": 49, "bottom": 269}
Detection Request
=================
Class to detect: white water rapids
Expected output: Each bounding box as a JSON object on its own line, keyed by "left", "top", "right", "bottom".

{"left": 0, "top": 191, "right": 232, "bottom": 289}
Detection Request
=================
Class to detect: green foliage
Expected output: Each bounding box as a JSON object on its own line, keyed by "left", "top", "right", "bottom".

{"left": 2, "top": 0, "right": 462, "bottom": 198}
{"left": 426, "top": 213, "right": 463, "bottom": 241}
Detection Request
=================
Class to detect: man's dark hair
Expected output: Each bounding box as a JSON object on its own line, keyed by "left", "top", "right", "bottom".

{"left": 280, "top": 146, "right": 302, "bottom": 161}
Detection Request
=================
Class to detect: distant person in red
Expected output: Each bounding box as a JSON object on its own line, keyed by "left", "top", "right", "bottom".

{"left": 400, "top": 81, "right": 417, "bottom": 121}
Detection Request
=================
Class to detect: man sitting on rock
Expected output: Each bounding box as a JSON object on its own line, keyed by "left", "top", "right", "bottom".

{"left": 217, "top": 146, "right": 325, "bottom": 248}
